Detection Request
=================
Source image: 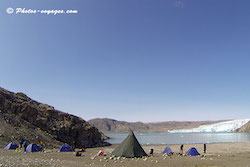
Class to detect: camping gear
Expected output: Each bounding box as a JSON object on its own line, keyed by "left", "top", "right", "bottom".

{"left": 186, "top": 147, "right": 200, "bottom": 156}
{"left": 162, "top": 146, "right": 173, "bottom": 155}
{"left": 112, "top": 131, "right": 147, "bottom": 158}
{"left": 4, "top": 142, "right": 19, "bottom": 150}
{"left": 26, "top": 143, "right": 43, "bottom": 153}
{"left": 97, "top": 150, "right": 105, "bottom": 156}
{"left": 80, "top": 147, "right": 85, "bottom": 152}
{"left": 58, "top": 143, "right": 73, "bottom": 152}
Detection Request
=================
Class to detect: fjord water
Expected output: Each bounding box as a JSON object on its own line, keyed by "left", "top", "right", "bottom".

{"left": 105, "top": 133, "right": 250, "bottom": 145}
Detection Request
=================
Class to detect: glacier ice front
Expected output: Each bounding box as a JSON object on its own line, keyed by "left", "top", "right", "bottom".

{"left": 169, "top": 119, "right": 250, "bottom": 133}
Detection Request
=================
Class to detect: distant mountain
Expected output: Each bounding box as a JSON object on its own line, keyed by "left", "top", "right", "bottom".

{"left": 0, "top": 87, "right": 110, "bottom": 148}
{"left": 88, "top": 118, "right": 150, "bottom": 133}
{"left": 235, "top": 121, "right": 250, "bottom": 132}
{"left": 88, "top": 118, "right": 223, "bottom": 133}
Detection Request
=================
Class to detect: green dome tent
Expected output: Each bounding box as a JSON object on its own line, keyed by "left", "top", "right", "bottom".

{"left": 112, "top": 131, "right": 147, "bottom": 158}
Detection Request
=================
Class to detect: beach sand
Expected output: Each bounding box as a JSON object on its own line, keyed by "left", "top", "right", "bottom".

{"left": 1, "top": 142, "right": 250, "bottom": 167}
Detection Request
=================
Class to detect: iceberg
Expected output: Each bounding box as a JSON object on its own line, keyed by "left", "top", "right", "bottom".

{"left": 169, "top": 119, "right": 250, "bottom": 133}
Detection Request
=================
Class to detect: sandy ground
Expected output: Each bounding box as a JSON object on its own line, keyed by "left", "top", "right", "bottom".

{"left": 1, "top": 142, "right": 250, "bottom": 167}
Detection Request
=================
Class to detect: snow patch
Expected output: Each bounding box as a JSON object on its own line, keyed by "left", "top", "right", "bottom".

{"left": 169, "top": 119, "right": 250, "bottom": 133}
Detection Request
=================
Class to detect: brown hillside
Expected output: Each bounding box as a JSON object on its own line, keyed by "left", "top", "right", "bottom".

{"left": 0, "top": 87, "right": 110, "bottom": 148}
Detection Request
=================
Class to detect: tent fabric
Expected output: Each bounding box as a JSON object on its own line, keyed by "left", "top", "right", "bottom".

{"left": 162, "top": 146, "right": 173, "bottom": 155}
{"left": 58, "top": 143, "right": 73, "bottom": 152}
{"left": 26, "top": 143, "right": 42, "bottom": 153}
{"left": 186, "top": 147, "right": 200, "bottom": 156}
{"left": 112, "top": 131, "right": 147, "bottom": 158}
{"left": 4, "top": 142, "right": 18, "bottom": 150}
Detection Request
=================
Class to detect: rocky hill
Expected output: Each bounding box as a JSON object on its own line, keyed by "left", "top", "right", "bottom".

{"left": 88, "top": 118, "right": 150, "bottom": 133}
{"left": 235, "top": 121, "right": 250, "bottom": 132}
{"left": 88, "top": 118, "right": 223, "bottom": 133}
{"left": 0, "top": 87, "right": 110, "bottom": 148}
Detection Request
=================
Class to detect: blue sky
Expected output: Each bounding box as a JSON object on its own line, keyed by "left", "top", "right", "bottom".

{"left": 0, "top": 0, "right": 250, "bottom": 122}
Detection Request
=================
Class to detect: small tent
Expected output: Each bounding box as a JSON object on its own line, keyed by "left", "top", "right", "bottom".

{"left": 4, "top": 142, "right": 18, "bottom": 150}
{"left": 112, "top": 131, "right": 147, "bottom": 158}
{"left": 162, "top": 146, "right": 173, "bottom": 155}
{"left": 186, "top": 147, "right": 200, "bottom": 156}
{"left": 58, "top": 143, "right": 73, "bottom": 152}
{"left": 26, "top": 143, "right": 42, "bottom": 153}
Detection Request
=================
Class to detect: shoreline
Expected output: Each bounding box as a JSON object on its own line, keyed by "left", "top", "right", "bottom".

{"left": 108, "top": 141, "right": 250, "bottom": 153}
{"left": 105, "top": 132, "right": 250, "bottom": 147}
{"left": 105, "top": 131, "right": 250, "bottom": 134}
{"left": 107, "top": 140, "right": 250, "bottom": 146}
{"left": 138, "top": 140, "right": 250, "bottom": 146}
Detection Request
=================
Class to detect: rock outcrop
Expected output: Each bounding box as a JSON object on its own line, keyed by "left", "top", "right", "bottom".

{"left": 235, "top": 121, "right": 250, "bottom": 132}
{"left": 0, "top": 87, "right": 110, "bottom": 148}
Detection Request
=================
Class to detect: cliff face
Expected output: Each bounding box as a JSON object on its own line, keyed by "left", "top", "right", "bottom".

{"left": 235, "top": 121, "right": 250, "bottom": 132}
{"left": 0, "top": 87, "right": 110, "bottom": 148}
{"left": 88, "top": 118, "right": 223, "bottom": 133}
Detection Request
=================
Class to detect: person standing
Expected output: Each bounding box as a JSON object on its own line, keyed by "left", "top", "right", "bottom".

{"left": 204, "top": 144, "right": 207, "bottom": 154}
{"left": 19, "top": 139, "right": 24, "bottom": 150}
{"left": 180, "top": 144, "right": 184, "bottom": 155}
{"left": 39, "top": 140, "right": 44, "bottom": 151}
{"left": 23, "top": 141, "right": 28, "bottom": 151}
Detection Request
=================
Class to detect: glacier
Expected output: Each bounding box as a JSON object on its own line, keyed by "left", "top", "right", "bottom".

{"left": 169, "top": 119, "right": 250, "bottom": 133}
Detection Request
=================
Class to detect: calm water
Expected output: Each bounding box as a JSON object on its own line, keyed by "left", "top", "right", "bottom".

{"left": 105, "top": 132, "right": 250, "bottom": 145}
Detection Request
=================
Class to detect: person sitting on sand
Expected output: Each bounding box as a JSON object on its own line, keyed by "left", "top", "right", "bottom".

{"left": 149, "top": 149, "right": 154, "bottom": 156}
{"left": 75, "top": 151, "right": 82, "bottom": 156}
